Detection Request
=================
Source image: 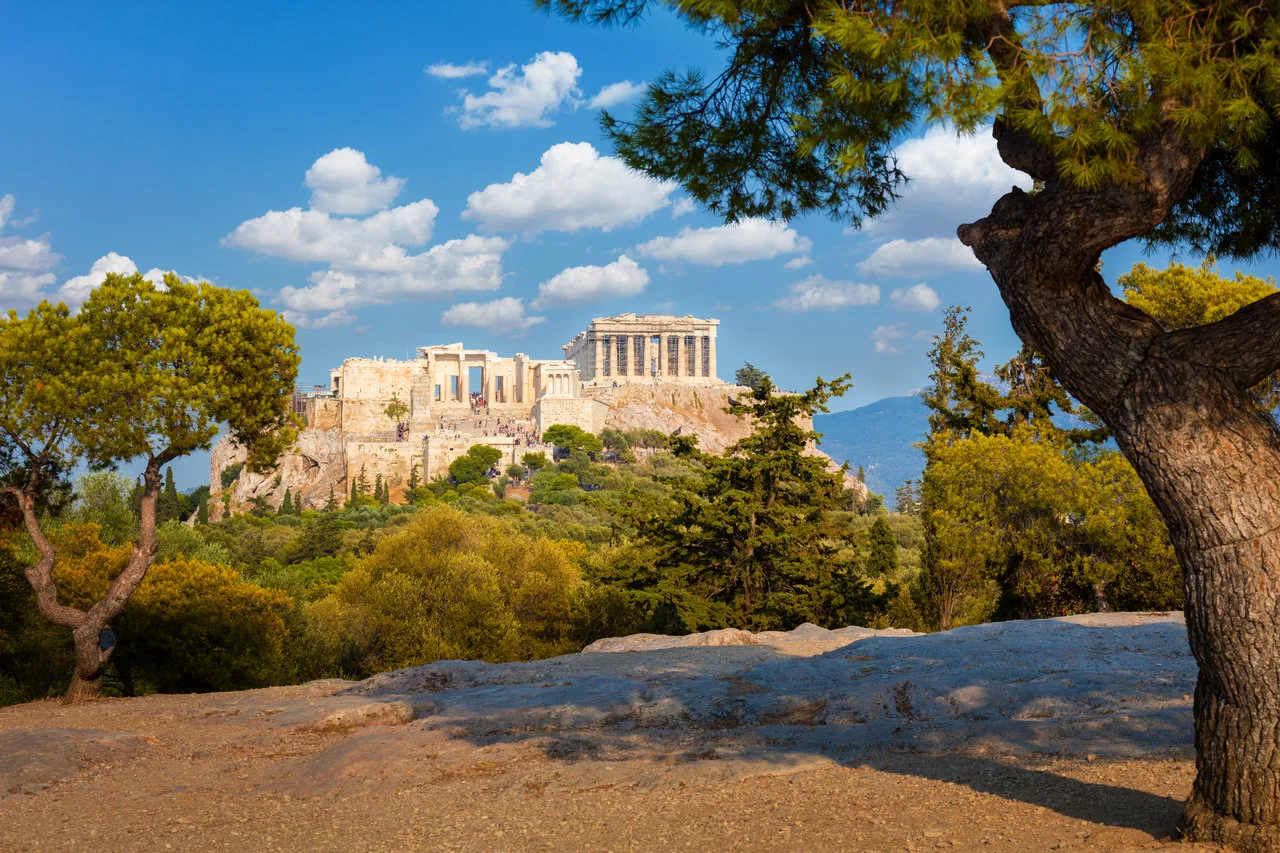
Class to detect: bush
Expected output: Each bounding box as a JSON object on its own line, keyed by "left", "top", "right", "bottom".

{"left": 305, "top": 505, "right": 583, "bottom": 675}
{"left": 220, "top": 462, "right": 245, "bottom": 490}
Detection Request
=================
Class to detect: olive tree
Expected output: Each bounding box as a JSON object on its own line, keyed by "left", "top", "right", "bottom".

{"left": 542, "top": 0, "right": 1280, "bottom": 845}
{"left": 0, "top": 273, "right": 298, "bottom": 700}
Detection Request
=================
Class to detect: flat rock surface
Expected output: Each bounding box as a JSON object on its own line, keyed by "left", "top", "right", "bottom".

{"left": 0, "top": 613, "right": 1226, "bottom": 852}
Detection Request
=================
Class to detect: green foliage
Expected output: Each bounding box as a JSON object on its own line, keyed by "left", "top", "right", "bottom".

{"left": 220, "top": 462, "right": 245, "bottom": 490}
{"left": 522, "top": 452, "right": 549, "bottom": 471}
{"left": 279, "top": 486, "right": 294, "bottom": 516}
{"left": 608, "top": 374, "right": 865, "bottom": 631}
{"left": 304, "top": 506, "right": 583, "bottom": 674}
{"left": 157, "top": 467, "right": 181, "bottom": 524}
{"left": 541, "top": 0, "right": 1280, "bottom": 250}
{"left": 734, "top": 361, "right": 770, "bottom": 392}
{"left": 542, "top": 424, "right": 604, "bottom": 455}
{"left": 530, "top": 470, "right": 581, "bottom": 505}
{"left": 383, "top": 393, "right": 410, "bottom": 424}
{"left": 1121, "top": 259, "right": 1280, "bottom": 408}
{"left": 450, "top": 444, "right": 504, "bottom": 485}
{"left": 865, "top": 517, "right": 899, "bottom": 577}
{"left": 66, "top": 472, "right": 136, "bottom": 547}
{"left": 196, "top": 495, "right": 209, "bottom": 526}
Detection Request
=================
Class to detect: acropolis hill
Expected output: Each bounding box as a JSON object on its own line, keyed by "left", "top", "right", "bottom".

{"left": 210, "top": 313, "right": 861, "bottom": 513}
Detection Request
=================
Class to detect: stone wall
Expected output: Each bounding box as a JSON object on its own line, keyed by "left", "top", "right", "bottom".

{"left": 345, "top": 440, "right": 422, "bottom": 500}
{"left": 306, "top": 397, "right": 341, "bottom": 431}
{"left": 423, "top": 436, "right": 521, "bottom": 481}
{"left": 533, "top": 397, "right": 609, "bottom": 435}
{"left": 337, "top": 359, "right": 414, "bottom": 436}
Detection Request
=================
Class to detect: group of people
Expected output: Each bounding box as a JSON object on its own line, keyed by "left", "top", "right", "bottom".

{"left": 426, "top": 412, "right": 542, "bottom": 447}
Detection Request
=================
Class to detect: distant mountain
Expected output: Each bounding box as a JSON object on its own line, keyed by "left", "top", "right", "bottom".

{"left": 814, "top": 394, "right": 928, "bottom": 499}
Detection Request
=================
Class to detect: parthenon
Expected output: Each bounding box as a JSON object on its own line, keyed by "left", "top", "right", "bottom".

{"left": 562, "top": 314, "right": 720, "bottom": 386}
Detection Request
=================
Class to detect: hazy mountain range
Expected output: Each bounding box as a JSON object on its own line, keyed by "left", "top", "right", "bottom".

{"left": 814, "top": 394, "right": 929, "bottom": 499}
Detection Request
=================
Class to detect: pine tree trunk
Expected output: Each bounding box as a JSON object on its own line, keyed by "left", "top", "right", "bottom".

{"left": 1111, "top": 362, "right": 1280, "bottom": 850}
{"left": 65, "top": 623, "right": 108, "bottom": 702}
{"left": 958, "top": 121, "right": 1280, "bottom": 845}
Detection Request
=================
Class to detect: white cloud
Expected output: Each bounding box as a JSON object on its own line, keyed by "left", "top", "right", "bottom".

{"left": 0, "top": 194, "right": 13, "bottom": 231}
{"left": 889, "top": 282, "right": 941, "bottom": 312}
{"left": 274, "top": 235, "right": 509, "bottom": 315}
{"left": 464, "top": 142, "right": 675, "bottom": 233}
{"left": 425, "top": 61, "right": 488, "bottom": 79}
{"left": 226, "top": 152, "right": 511, "bottom": 325}
{"left": 441, "top": 297, "right": 545, "bottom": 337}
{"left": 223, "top": 200, "right": 438, "bottom": 266}
{"left": 304, "top": 148, "right": 405, "bottom": 215}
{"left": 670, "top": 197, "right": 697, "bottom": 219}
{"left": 0, "top": 194, "right": 61, "bottom": 310}
{"left": 282, "top": 309, "right": 356, "bottom": 329}
{"left": 636, "top": 218, "right": 812, "bottom": 267}
{"left": 858, "top": 237, "right": 983, "bottom": 278}
{"left": 871, "top": 323, "right": 910, "bottom": 354}
{"left": 532, "top": 255, "right": 648, "bottom": 308}
{"left": 458, "top": 51, "right": 582, "bottom": 129}
{"left": 773, "top": 275, "right": 879, "bottom": 312}
{"left": 783, "top": 255, "right": 813, "bottom": 270}
{"left": 588, "top": 80, "right": 645, "bottom": 109}
{"left": 863, "top": 126, "right": 1034, "bottom": 239}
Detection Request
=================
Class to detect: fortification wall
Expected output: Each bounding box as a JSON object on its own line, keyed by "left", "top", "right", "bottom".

{"left": 533, "top": 397, "right": 609, "bottom": 435}
{"left": 423, "top": 436, "right": 521, "bottom": 481}
{"left": 306, "top": 397, "right": 341, "bottom": 431}
{"left": 345, "top": 440, "right": 421, "bottom": 500}
{"left": 338, "top": 359, "right": 415, "bottom": 436}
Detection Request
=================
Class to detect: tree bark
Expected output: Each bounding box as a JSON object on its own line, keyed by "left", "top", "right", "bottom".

{"left": 960, "top": 121, "right": 1280, "bottom": 848}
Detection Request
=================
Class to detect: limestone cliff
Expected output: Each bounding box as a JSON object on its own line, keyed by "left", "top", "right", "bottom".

{"left": 209, "top": 428, "right": 346, "bottom": 521}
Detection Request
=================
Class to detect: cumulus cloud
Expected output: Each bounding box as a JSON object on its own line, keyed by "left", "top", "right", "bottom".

{"left": 532, "top": 255, "right": 648, "bottom": 309}
{"left": 773, "top": 275, "right": 880, "bottom": 312}
{"left": 670, "top": 197, "right": 697, "bottom": 219}
{"left": 441, "top": 296, "right": 545, "bottom": 337}
{"left": 224, "top": 200, "right": 438, "bottom": 266}
{"left": 871, "top": 323, "right": 910, "bottom": 354}
{"left": 783, "top": 255, "right": 813, "bottom": 270}
{"left": 304, "top": 148, "right": 405, "bottom": 215}
{"left": 857, "top": 237, "right": 983, "bottom": 278}
{"left": 0, "top": 194, "right": 13, "bottom": 231}
{"left": 457, "top": 51, "right": 582, "bottom": 129}
{"left": 0, "top": 194, "right": 61, "bottom": 310}
{"left": 225, "top": 151, "right": 511, "bottom": 325}
{"left": 863, "top": 126, "right": 1034, "bottom": 239}
{"left": 636, "top": 218, "right": 811, "bottom": 267}
{"left": 588, "top": 80, "right": 645, "bottom": 109}
{"left": 425, "top": 61, "right": 488, "bottom": 79}
{"left": 59, "top": 253, "right": 199, "bottom": 307}
{"left": 888, "top": 282, "right": 941, "bottom": 312}
{"left": 464, "top": 142, "right": 676, "bottom": 233}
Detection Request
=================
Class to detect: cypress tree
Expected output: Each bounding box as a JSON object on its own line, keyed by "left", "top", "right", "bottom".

{"left": 325, "top": 487, "right": 338, "bottom": 512}
{"left": 294, "top": 491, "right": 304, "bottom": 514}
{"left": 865, "top": 517, "right": 899, "bottom": 577}
{"left": 157, "top": 467, "right": 181, "bottom": 523}
{"left": 196, "top": 495, "right": 209, "bottom": 526}
{"left": 279, "top": 486, "right": 293, "bottom": 515}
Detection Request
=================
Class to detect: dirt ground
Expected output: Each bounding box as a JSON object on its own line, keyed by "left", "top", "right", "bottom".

{"left": 0, "top": 683, "right": 1226, "bottom": 853}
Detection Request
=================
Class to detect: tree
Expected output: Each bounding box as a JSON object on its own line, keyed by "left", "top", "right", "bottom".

{"left": 734, "top": 361, "right": 769, "bottom": 392}
{"left": 865, "top": 518, "right": 898, "bottom": 578}
{"left": 0, "top": 273, "right": 298, "bottom": 700}
{"left": 1120, "top": 259, "right": 1280, "bottom": 409}
{"left": 383, "top": 393, "right": 409, "bottom": 425}
{"left": 542, "top": 424, "right": 604, "bottom": 455}
{"left": 449, "top": 445, "right": 504, "bottom": 485}
{"left": 279, "top": 486, "right": 294, "bottom": 516}
{"left": 893, "top": 480, "right": 921, "bottom": 518}
{"left": 522, "top": 452, "right": 549, "bottom": 471}
{"left": 156, "top": 468, "right": 181, "bottom": 524}
{"left": 406, "top": 462, "right": 421, "bottom": 498}
{"left": 294, "top": 491, "right": 303, "bottom": 515}
{"left": 324, "top": 488, "right": 338, "bottom": 513}
{"left": 541, "top": 6, "right": 1280, "bottom": 835}
{"left": 196, "top": 495, "right": 209, "bottom": 526}
{"left": 613, "top": 374, "right": 863, "bottom": 630}
{"left": 373, "top": 473, "right": 386, "bottom": 506}
{"left": 856, "top": 464, "right": 865, "bottom": 484}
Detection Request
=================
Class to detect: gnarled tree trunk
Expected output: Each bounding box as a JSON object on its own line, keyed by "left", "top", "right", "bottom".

{"left": 961, "top": 121, "right": 1280, "bottom": 849}
{"left": 13, "top": 458, "right": 166, "bottom": 702}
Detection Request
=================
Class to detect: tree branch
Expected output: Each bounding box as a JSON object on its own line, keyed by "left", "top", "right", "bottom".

{"left": 6, "top": 479, "right": 86, "bottom": 630}
{"left": 1160, "top": 291, "right": 1280, "bottom": 390}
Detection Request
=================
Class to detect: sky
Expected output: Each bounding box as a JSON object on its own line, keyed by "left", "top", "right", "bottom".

{"left": 2, "top": 1, "right": 1277, "bottom": 489}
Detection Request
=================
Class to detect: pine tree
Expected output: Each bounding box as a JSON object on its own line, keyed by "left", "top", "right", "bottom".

{"left": 294, "top": 491, "right": 303, "bottom": 514}
{"left": 406, "top": 463, "right": 421, "bottom": 503}
{"left": 279, "top": 486, "right": 293, "bottom": 515}
{"left": 865, "top": 517, "right": 899, "bottom": 577}
{"left": 196, "top": 495, "right": 209, "bottom": 525}
{"left": 374, "top": 473, "right": 386, "bottom": 506}
{"left": 325, "top": 487, "right": 338, "bottom": 512}
{"left": 357, "top": 464, "right": 370, "bottom": 497}
{"left": 856, "top": 464, "right": 865, "bottom": 483}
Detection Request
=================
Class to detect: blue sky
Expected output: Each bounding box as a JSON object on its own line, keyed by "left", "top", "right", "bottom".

{"left": 2, "top": 1, "right": 1276, "bottom": 489}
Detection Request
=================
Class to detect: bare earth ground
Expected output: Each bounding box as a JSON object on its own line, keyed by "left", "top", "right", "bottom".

{"left": 0, "top": 614, "right": 1230, "bottom": 852}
